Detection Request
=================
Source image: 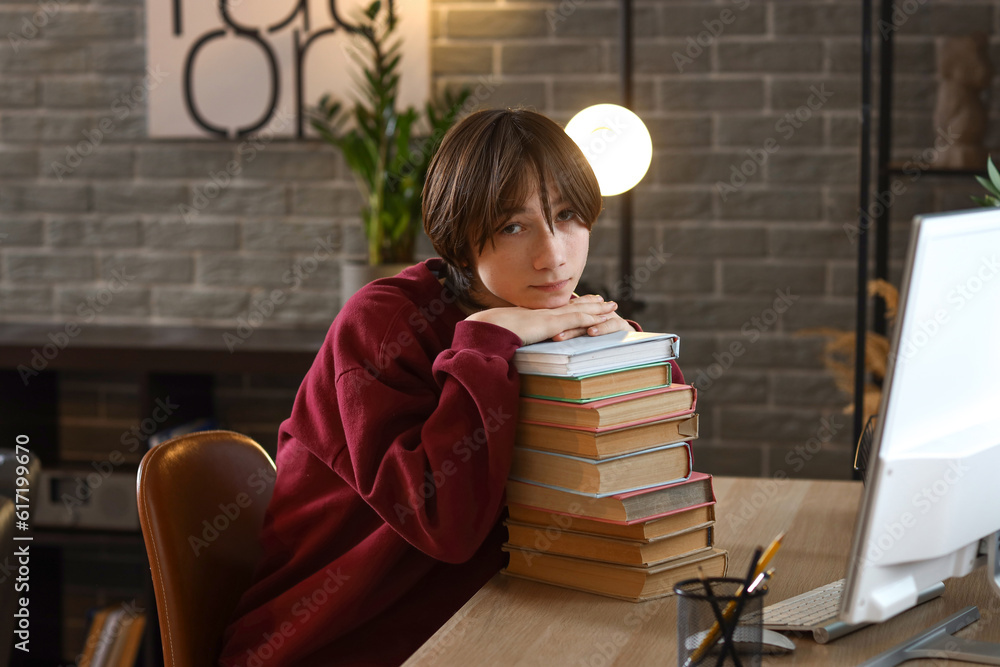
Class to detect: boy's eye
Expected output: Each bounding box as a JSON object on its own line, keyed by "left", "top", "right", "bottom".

{"left": 556, "top": 208, "right": 577, "bottom": 222}
{"left": 500, "top": 222, "right": 524, "bottom": 235}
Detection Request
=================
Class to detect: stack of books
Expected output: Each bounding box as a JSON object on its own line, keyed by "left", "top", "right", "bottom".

{"left": 502, "top": 330, "right": 728, "bottom": 601}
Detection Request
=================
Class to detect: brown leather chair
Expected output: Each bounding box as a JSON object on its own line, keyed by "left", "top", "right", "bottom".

{"left": 137, "top": 430, "right": 275, "bottom": 667}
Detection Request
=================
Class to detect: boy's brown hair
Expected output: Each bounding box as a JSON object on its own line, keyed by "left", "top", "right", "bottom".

{"left": 422, "top": 108, "right": 602, "bottom": 304}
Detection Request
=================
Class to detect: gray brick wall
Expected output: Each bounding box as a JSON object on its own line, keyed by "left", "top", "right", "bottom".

{"left": 3, "top": 0, "right": 998, "bottom": 483}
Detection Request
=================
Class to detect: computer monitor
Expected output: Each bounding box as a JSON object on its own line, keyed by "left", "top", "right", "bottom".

{"left": 840, "top": 207, "right": 1000, "bottom": 625}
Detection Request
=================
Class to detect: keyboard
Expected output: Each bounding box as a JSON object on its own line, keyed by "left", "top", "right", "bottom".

{"left": 761, "top": 579, "right": 845, "bottom": 632}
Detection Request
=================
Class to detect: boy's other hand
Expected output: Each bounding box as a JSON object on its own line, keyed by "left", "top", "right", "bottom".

{"left": 465, "top": 294, "right": 624, "bottom": 345}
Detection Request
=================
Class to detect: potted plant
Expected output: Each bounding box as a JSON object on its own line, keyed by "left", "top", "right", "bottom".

{"left": 310, "top": 0, "right": 470, "bottom": 296}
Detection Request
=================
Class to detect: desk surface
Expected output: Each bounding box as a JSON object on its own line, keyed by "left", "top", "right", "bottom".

{"left": 404, "top": 477, "right": 1000, "bottom": 666}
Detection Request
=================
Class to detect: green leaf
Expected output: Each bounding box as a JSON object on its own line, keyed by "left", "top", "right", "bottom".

{"left": 988, "top": 155, "right": 1000, "bottom": 191}
{"left": 365, "top": 1, "right": 381, "bottom": 21}
{"left": 975, "top": 175, "right": 1000, "bottom": 198}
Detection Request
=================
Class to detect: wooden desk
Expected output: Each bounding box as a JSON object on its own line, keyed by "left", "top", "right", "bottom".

{"left": 405, "top": 477, "right": 1000, "bottom": 666}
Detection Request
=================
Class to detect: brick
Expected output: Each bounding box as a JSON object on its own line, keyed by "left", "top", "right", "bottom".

{"left": 198, "top": 255, "right": 296, "bottom": 288}
{"left": 552, "top": 79, "right": 656, "bottom": 114}
{"left": 41, "top": 75, "right": 134, "bottom": 108}
{"left": 826, "top": 39, "right": 861, "bottom": 74}
{"left": 717, "top": 189, "right": 822, "bottom": 221}
{"left": 214, "top": 392, "right": 297, "bottom": 424}
{"left": 768, "top": 153, "right": 856, "bottom": 185}
{"left": 770, "top": 372, "right": 847, "bottom": 408}
{"left": 691, "top": 442, "right": 765, "bottom": 478}
{"left": 142, "top": 219, "right": 239, "bottom": 250}
{"left": 767, "top": 444, "right": 853, "bottom": 480}
{"left": 40, "top": 146, "right": 134, "bottom": 179}
{"left": 49, "top": 217, "right": 140, "bottom": 247}
{"left": 153, "top": 287, "right": 251, "bottom": 320}
{"left": 135, "top": 145, "right": 238, "bottom": 178}
{"left": 42, "top": 8, "right": 136, "bottom": 39}
{"left": 779, "top": 297, "right": 855, "bottom": 331}
{"left": 0, "top": 217, "right": 43, "bottom": 246}
{"left": 0, "top": 286, "right": 52, "bottom": 315}
{"left": 658, "top": 3, "right": 766, "bottom": 37}
{"left": 0, "top": 183, "right": 88, "bottom": 212}
{"left": 895, "top": 5, "right": 994, "bottom": 35}
{"left": 290, "top": 185, "right": 364, "bottom": 217}
{"left": 99, "top": 254, "right": 194, "bottom": 284}
{"left": 262, "top": 290, "right": 340, "bottom": 325}
{"left": 243, "top": 221, "right": 343, "bottom": 253}
{"left": 0, "top": 41, "right": 89, "bottom": 73}
{"left": 1, "top": 112, "right": 95, "bottom": 143}
{"left": 830, "top": 262, "right": 856, "bottom": 297}
{"left": 661, "top": 224, "right": 767, "bottom": 257}
{"left": 0, "top": 148, "right": 38, "bottom": 178}
{"left": 238, "top": 146, "right": 337, "bottom": 181}
{"left": 0, "top": 78, "right": 36, "bottom": 107}
{"left": 665, "top": 297, "right": 794, "bottom": 332}
{"left": 550, "top": 7, "right": 613, "bottom": 38}
{"left": 644, "top": 116, "right": 712, "bottom": 148}
{"left": 771, "top": 78, "right": 856, "bottom": 111}
{"left": 890, "top": 114, "right": 934, "bottom": 152}
{"left": 660, "top": 80, "right": 765, "bottom": 111}
{"left": 656, "top": 151, "right": 749, "bottom": 185}
{"left": 894, "top": 39, "right": 936, "bottom": 75}
{"left": 447, "top": 9, "right": 548, "bottom": 39}
{"left": 717, "top": 114, "right": 823, "bottom": 149}
{"left": 5, "top": 251, "right": 94, "bottom": 282}
{"left": 717, "top": 41, "right": 823, "bottom": 73}
{"left": 55, "top": 286, "right": 151, "bottom": 318}
{"left": 723, "top": 262, "right": 826, "bottom": 295}
{"left": 89, "top": 41, "right": 145, "bottom": 73}
{"left": 718, "top": 335, "right": 828, "bottom": 370}
{"left": 634, "top": 188, "right": 713, "bottom": 220}
{"left": 774, "top": 4, "right": 862, "bottom": 35}
{"left": 101, "top": 109, "right": 146, "bottom": 141}
{"left": 502, "top": 43, "right": 605, "bottom": 75}
{"left": 768, "top": 226, "right": 857, "bottom": 259}
{"left": 892, "top": 76, "right": 937, "bottom": 112}
{"left": 632, "top": 42, "right": 710, "bottom": 75}
{"left": 719, "top": 406, "right": 831, "bottom": 442}
{"left": 827, "top": 114, "right": 861, "bottom": 148}
{"left": 92, "top": 183, "right": 188, "bottom": 213}
{"left": 432, "top": 45, "right": 492, "bottom": 75}
{"left": 690, "top": 368, "right": 769, "bottom": 404}
{"left": 632, "top": 259, "right": 715, "bottom": 297}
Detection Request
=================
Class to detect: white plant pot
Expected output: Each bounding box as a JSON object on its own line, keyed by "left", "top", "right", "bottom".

{"left": 340, "top": 261, "right": 411, "bottom": 302}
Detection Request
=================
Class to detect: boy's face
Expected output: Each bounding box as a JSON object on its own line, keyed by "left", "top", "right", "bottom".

{"left": 468, "top": 182, "right": 590, "bottom": 310}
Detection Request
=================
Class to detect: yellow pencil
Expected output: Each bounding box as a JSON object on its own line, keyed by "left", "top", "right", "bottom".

{"left": 683, "top": 532, "right": 785, "bottom": 667}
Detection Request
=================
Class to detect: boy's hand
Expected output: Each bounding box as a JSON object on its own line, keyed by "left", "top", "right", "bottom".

{"left": 551, "top": 294, "right": 635, "bottom": 341}
{"left": 465, "top": 294, "right": 621, "bottom": 345}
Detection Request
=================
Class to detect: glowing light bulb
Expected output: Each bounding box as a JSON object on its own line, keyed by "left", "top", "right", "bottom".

{"left": 564, "top": 104, "right": 652, "bottom": 196}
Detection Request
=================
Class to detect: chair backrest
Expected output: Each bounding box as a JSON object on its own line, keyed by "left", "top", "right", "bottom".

{"left": 137, "top": 430, "right": 275, "bottom": 667}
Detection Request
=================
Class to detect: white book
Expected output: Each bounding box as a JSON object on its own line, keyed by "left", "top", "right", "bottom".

{"left": 514, "top": 331, "right": 680, "bottom": 377}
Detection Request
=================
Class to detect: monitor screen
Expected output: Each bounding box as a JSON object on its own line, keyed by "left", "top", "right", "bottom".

{"left": 840, "top": 207, "right": 1000, "bottom": 625}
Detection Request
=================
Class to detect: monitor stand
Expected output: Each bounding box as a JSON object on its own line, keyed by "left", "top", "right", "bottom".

{"left": 858, "top": 533, "right": 1000, "bottom": 667}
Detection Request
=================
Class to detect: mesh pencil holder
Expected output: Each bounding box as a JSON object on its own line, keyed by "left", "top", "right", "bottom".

{"left": 675, "top": 577, "right": 766, "bottom": 667}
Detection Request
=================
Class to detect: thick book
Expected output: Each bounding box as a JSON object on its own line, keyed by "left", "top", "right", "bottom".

{"left": 79, "top": 606, "right": 114, "bottom": 667}
{"left": 502, "top": 545, "right": 728, "bottom": 601}
{"left": 505, "top": 520, "right": 714, "bottom": 566}
{"left": 508, "top": 441, "right": 692, "bottom": 496}
{"left": 519, "top": 384, "right": 696, "bottom": 430}
{"left": 506, "top": 502, "right": 716, "bottom": 541}
{"left": 505, "top": 471, "right": 716, "bottom": 523}
{"left": 520, "top": 362, "right": 671, "bottom": 402}
{"left": 514, "top": 330, "right": 679, "bottom": 377}
{"left": 517, "top": 413, "right": 699, "bottom": 459}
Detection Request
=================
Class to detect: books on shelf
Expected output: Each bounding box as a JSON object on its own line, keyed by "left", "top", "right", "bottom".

{"left": 506, "top": 471, "right": 717, "bottom": 523}
{"left": 519, "top": 362, "right": 671, "bottom": 402}
{"left": 514, "top": 330, "right": 679, "bottom": 377}
{"left": 505, "top": 520, "right": 714, "bottom": 566}
{"left": 516, "top": 413, "right": 699, "bottom": 459}
{"left": 506, "top": 501, "right": 716, "bottom": 542}
{"left": 503, "top": 545, "right": 728, "bottom": 601}
{"left": 519, "top": 384, "right": 696, "bottom": 430}
{"left": 79, "top": 605, "right": 147, "bottom": 667}
{"left": 509, "top": 441, "right": 692, "bottom": 496}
